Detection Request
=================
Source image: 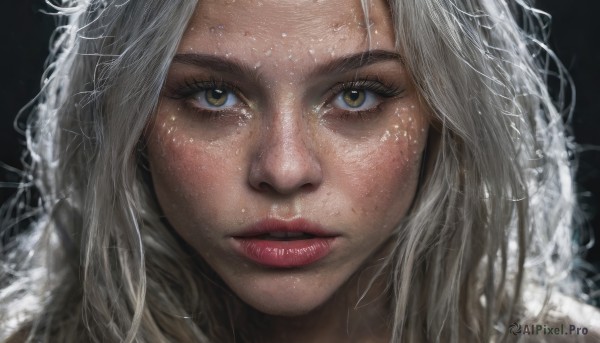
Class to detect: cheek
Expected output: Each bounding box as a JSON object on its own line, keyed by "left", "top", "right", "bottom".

{"left": 332, "top": 111, "right": 427, "bottom": 226}
{"left": 146, "top": 115, "right": 245, "bottom": 235}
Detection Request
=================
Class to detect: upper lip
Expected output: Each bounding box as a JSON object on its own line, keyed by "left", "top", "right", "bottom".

{"left": 232, "top": 218, "right": 338, "bottom": 238}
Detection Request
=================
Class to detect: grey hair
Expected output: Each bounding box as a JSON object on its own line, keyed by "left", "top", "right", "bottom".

{"left": 0, "top": 0, "right": 586, "bottom": 342}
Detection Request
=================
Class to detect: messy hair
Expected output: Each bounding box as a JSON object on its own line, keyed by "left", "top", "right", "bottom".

{"left": 0, "top": 0, "right": 586, "bottom": 342}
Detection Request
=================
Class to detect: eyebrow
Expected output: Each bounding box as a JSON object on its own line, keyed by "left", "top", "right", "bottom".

{"left": 171, "top": 49, "right": 403, "bottom": 79}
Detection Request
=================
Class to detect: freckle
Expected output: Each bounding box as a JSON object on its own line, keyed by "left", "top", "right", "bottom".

{"left": 351, "top": 208, "right": 357, "bottom": 214}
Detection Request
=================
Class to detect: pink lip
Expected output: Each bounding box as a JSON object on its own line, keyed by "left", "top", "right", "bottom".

{"left": 231, "top": 218, "right": 338, "bottom": 268}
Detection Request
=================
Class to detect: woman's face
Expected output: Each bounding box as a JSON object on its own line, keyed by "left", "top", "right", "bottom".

{"left": 147, "top": 0, "right": 428, "bottom": 316}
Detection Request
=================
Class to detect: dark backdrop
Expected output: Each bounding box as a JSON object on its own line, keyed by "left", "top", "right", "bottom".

{"left": 2, "top": 0, "right": 599, "bottom": 280}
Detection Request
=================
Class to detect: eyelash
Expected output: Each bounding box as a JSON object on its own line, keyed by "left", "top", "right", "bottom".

{"left": 168, "top": 77, "right": 404, "bottom": 120}
{"left": 327, "top": 79, "right": 404, "bottom": 120}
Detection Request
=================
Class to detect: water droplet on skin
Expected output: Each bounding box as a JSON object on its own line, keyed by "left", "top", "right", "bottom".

{"left": 241, "top": 208, "right": 246, "bottom": 213}
{"left": 264, "top": 49, "right": 272, "bottom": 56}
{"left": 225, "top": 52, "right": 232, "bottom": 58}
{"left": 253, "top": 61, "right": 262, "bottom": 69}
{"left": 380, "top": 130, "right": 390, "bottom": 142}
{"left": 410, "top": 105, "right": 415, "bottom": 109}
{"left": 281, "top": 32, "right": 288, "bottom": 37}
{"left": 189, "top": 138, "right": 194, "bottom": 143}
{"left": 332, "top": 23, "right": 344, "bottom": 32}
{"left": 235, "top": 149, "right": 240, "bottom": 155}
{"left": 308, "top": 49, "right": 315, "bottom": 55}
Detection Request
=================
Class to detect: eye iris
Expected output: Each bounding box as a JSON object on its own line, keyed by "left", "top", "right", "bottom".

{"left": 205, "top": 88, "right": 227, "bottom": 107}
{"left": 342, "top": 90, "right": 366, "bottom": 108}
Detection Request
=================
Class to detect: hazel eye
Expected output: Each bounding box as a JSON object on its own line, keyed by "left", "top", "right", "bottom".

{"left": 333, "top": 89, "right": 378, "bottom": 111}
{"left": 193, "top": 87, "right": 239, "bottom": 109}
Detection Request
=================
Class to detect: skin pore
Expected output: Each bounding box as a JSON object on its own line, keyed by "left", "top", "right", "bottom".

{"left": 146, "top": 0, "right": 429, "bottom": 342}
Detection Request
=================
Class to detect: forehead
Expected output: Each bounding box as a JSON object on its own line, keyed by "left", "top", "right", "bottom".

{"left": 179, "top": 0, "right": 395, "bottom": 54}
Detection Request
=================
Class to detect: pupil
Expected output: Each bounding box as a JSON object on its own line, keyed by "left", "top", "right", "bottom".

{"left": 344, "top": 89, "right": 365, "bottom": 108}
{"left": 211, "top": 89, "right": 224, "bottom": 99}
{"left": 206, "top": 88, "right": 228, "bottom": 106}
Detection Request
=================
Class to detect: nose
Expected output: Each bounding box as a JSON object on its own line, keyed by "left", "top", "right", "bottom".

{"left": 248, "top": 111, "right": 323, "bottom": 195}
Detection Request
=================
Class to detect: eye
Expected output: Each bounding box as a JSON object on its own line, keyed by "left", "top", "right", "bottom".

{"left": 193, "top": 87, "right": 239, "bottom": 110}
{"left": 333, "top": 88, "right": 379, "bottom": 111}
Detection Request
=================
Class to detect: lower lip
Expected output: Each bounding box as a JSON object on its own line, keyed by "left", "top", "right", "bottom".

{"left": 232, "top": 237, "right": 335, "bottom": 268}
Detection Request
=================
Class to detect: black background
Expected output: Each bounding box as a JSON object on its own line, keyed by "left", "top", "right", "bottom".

{"left": 2, "top": 1, "right": 599, "bottom": 285}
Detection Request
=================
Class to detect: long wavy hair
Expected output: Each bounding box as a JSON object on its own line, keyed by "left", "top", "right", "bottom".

{"left": 0, "top": 0, "right": 588, "bottom": 342}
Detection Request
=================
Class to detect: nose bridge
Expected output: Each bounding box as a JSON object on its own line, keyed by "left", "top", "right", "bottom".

{"left": 249, "top": 105, "right": 322, "bottom": 194}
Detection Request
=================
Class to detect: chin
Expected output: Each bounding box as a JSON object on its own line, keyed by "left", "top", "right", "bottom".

{"left": 243, "top": 295, "right": 328, "bottom": 317}
{"left": 227, "top": 275, "right": 343, "bottom": 317}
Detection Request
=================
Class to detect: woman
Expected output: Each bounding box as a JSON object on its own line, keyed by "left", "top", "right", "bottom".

{"left": 1, "top": 0, "right": 598, "bottom": 342}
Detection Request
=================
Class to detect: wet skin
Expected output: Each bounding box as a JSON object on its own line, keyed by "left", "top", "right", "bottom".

{"left": 147, "top": 0, "right": 429, "bottom": 341}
